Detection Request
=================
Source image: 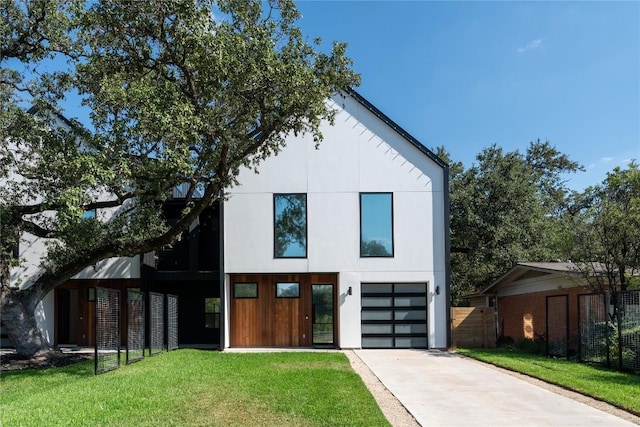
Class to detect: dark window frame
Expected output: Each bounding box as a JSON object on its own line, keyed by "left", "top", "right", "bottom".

{"left": 275, "top": 282, "right": 300, "bottom": 298}
{"left": 205, "top": 297, "right": 221, "bottom": 329}
{"left": 233, "top": 282, "right": 258, "bottom": 299}
{"left": 273, "top": 193, "right": 308, "bottom": 259}
{"left": 359, "top": 192, "right": 395, "bottom": 258}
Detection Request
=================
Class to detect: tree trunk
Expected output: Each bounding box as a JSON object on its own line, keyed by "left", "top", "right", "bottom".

{"left": 1, "top": 287, "right": 52, "bottom": 357}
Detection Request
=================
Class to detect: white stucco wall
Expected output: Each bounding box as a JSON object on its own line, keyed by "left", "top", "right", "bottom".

{"left": 224, "top": 93, "right": 448, "bottom": 349}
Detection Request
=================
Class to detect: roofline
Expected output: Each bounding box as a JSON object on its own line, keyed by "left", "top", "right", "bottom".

{"left": 341, "top": 87, "right": 451, "bottom": 347}
{"left": 343, "top": 87, "right": 449, "bottom": 170}
{"left": 26, "top": 105, "right": 75, "bottom": 128}
{"left": 477, "top": 262, "right": 584, "bottom": 295}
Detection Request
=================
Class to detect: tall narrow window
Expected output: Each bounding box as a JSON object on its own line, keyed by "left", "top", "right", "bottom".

{"left": 205, "top": 297, "right": 220, "bottom": 328}
{"left": 360, "top": 193, "right": 394, "bottom": 257}
{"left": 274, "top": 193, "right": 307, "bottom": 258}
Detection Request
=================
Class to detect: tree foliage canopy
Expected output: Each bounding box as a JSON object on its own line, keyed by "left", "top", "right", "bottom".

{"left": 440, "top": 140, "right": 583, "bottom": 303}
{"left": 0, "top": 0, "right": 359, "bottom": 356}
{"left": 563, "top": 162, "right": 640, "bottom": 295}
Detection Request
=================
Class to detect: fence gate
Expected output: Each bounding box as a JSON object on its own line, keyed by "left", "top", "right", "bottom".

{"left": 451, "top": 307, "right": 496, "bottom": 349}
{"left": 546, "top": 295, "right": 569, "bottom": 357}
{"left": 167, "top": 294, "right": 179, "bottom": 351}
{"left": 149, "top": 292, "right": 165, "bottom": 355}
{"left": 578, "top": 293, "right": 609, "bottom": 365}
{"left": 95, "top": 287, "right": 120, "bottom": 375}
{"left": 618, "top": 290, "right": 640, "bottom": 371}
{"left": 126, "top": 288, "right": 145, "bottom": 364}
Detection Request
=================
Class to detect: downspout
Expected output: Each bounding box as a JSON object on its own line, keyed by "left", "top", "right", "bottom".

{"left": 444, "top": 164, "right": 452, "bottom": 349}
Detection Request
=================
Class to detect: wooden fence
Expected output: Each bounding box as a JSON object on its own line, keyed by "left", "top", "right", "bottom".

{"left": 451, "top": 307, "right": 497, "bottom": 349}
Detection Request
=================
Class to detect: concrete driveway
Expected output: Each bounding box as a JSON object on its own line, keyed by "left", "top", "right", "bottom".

{"left": 354, "top": 349, "right": 639, "bottom": 427}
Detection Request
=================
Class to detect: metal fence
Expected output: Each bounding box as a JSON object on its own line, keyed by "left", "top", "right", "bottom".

{"left": 167, "top": 294, "right": 179, "bottom": 351}
{"left": 126, "top": 288, "right": 145, "bottom": 364}
{"left": 579, "top": 290, "right": 640, "bottom": 371}
{"left": 149, "top": 292, "right": 165, "bottom": 355}
{"left": 95, "top": 287, "right": 120, "bottom": 375}
{"left": 618, "top": 291, "right": 640, "bottom": 371}
{"left": 546, "top": 295, "right": 569, "bottom": 357}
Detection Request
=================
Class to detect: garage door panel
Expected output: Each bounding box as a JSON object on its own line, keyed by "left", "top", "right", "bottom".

{"left": 395, "top": 310, "right": 427, "bottom": 321}
{"left": 395, "top": 323, "right": 427, "bottom": 334}
{"left": 361, "top": 310, "right": 393, "bottom": 321}
{"left": 361, "top": 283, "right": 428, "bottom": 349}
{"left": 362, "top": 337, "right": 394, "bottom": 348}
{"left": 394, "top": 296, "right": 426, "bottom": 307}
{"left": 361, "top": 296, "right": 393, "bottom": 307}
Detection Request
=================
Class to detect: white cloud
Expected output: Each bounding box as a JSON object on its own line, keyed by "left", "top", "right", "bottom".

{"left": 601, "top": 157, "right": 614, "bottom": 162}
{"left": 588, "top": 163, "right": 596, "bottom": 169}
{"left": 622, "top": 158, "right": 633, "bottom": 164}
{"left": 517, "top": 39, "right": 543, "bottom": 53}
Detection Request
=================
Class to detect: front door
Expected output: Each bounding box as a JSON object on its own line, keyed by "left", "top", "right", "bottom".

{"left": 312, "top": 284, "right": 334, "bottom": 346}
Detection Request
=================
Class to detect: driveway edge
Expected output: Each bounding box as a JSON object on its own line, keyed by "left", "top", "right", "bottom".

{"left": 344, "top": 350, "right": 420, "bottom": 427}
{"left": 459, "top": 354, "right": 640, "bottom": 425}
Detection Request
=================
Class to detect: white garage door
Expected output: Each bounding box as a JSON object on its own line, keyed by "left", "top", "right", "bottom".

{"left": 361, "top": 283, "right": 428, "bottom": 348}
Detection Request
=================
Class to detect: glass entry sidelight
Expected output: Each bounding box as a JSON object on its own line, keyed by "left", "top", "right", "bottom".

{"left": 312, "top": 284, "right": 334, "bottom": 346}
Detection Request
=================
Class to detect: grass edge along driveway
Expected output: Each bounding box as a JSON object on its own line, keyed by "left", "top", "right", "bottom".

{"left": 458, "top": 348, "right": 640, "bottom": 416}
{"left": 0, "top": 349, "right": 390, "bottom": 427}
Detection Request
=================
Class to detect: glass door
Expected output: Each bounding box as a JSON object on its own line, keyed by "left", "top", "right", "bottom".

{"left": 312, "top": 284, "right": 334, "bottom": 346}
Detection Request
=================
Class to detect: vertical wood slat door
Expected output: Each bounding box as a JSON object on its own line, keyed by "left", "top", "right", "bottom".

{"left": 229, "top": 274, "right": 336, "bottom": 347}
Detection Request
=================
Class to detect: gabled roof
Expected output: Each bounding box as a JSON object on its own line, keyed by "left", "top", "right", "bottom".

{"left": 476, "top": 262, "right": 583, "bottom": 296}
{"left": 344, "top": 87, "right": 448, "bottom": 170}
{"left": 27, "top": 105, "right": 75, "bottom": 128}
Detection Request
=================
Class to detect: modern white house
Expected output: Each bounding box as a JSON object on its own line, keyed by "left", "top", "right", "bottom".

{"left": 223, "top": 88, "right": 450, "bottom": 349}
{"left": 4, "top": 88, "right": 450, "bottom": 350}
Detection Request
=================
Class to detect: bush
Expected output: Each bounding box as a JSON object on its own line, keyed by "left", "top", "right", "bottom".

{"left": 498, "top": 335, "right": 546, "bottom": 355}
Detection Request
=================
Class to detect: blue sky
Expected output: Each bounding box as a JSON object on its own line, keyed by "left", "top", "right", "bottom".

{"left": 296, "top": 1, "right": 640, "bottom": 191}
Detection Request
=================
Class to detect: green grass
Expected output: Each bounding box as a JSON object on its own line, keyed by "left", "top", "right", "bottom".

{"left": 0, "top": 350, "right": 389, "bottom": 426}
{"left": 458, "top": 348, "right": 640, "bottom": 415}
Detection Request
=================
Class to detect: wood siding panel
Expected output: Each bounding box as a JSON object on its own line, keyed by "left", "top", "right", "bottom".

{"left": 229, "top": 273, "right": 336, "bottom": 347}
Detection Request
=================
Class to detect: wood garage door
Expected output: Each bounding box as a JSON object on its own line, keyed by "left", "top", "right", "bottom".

{"left": 361, "top": 283, "right": 428, "bottom": 348}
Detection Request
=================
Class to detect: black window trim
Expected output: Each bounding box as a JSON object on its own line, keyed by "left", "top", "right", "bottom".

{"left": 273, "top": 193, "right": 308, "bottom": 259}
{"left": 359, "top": 192, "right": 395, "bottom": 258}
{"left": 233, "top": 282, "right": 259, "bottom": 299}
{"left": 275, "top": 281, "right": 301, "bottom": 298}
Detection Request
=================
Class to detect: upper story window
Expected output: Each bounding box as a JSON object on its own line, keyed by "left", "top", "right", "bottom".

{"left": 81, "top": 209, "right": 97, "bottom": 220}
{"left": 274, "top": 193, "right": 307, "bottom": 258}
{"left": 360, "top": 193, "right": 394, "bottom": 257}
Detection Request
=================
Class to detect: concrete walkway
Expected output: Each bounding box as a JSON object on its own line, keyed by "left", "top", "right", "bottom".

{"left": 354, "top": 349, "right": 639, "bottom": 427}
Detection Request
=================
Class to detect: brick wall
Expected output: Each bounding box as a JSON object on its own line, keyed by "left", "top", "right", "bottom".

{"left": 498, "top": 286, "right": 590, "bottom": 352}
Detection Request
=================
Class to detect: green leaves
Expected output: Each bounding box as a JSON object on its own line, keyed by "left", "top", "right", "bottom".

{"left": 570, "top": 162, "right": 640, "bottom": 292}
{"left": 2, "top": 0, "right": 358, "bottom": 293}
{"left": 446, "top": 141, "right": 583, "bottom": 303}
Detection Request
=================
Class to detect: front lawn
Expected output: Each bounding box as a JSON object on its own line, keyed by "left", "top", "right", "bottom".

{"left": 0, "top": 350, "right": 389, "bottom": 426}
{"left": 458, "top": 348, "right": 640, "bottom": 416}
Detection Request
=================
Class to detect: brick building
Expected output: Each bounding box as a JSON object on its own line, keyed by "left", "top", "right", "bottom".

{"left": 470, "top": 262, "right": 592, "bottom": 355}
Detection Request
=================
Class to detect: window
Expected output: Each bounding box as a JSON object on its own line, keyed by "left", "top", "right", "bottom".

{"left": 274, "top": 193, "right": 307, "bottom": 258}
{"left": 205, "top": 298, "right": 220, "bottom": 328}
{"left": 234, "top": 282, "right": 258, "bottom": 298}
{"left": 11, "top": 241, "right": 19, "bottom": 260}
{"left": 82, "top": 209, "right": 96, "bottom": 220}
{"left": 360, "top": 193, "right": 394, "bottom": 257}
{"left": 276, "top": 282, "right": 300, "bottom": 298}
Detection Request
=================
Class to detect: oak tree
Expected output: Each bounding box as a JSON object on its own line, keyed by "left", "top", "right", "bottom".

{"left": 1, "top": 0, "right": 359, "bottom": 356}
